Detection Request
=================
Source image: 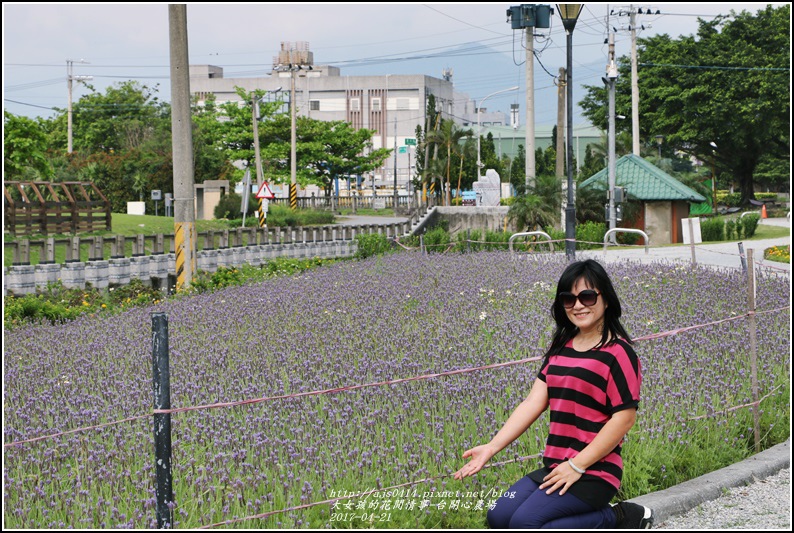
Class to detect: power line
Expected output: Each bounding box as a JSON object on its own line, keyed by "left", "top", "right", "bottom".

{"left": 639, "top": 63, "right": 789, "bottom": 72}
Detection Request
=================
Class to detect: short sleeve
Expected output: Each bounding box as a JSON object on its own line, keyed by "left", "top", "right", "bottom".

{"left": 537, "top": 356, "right": 549, "bottom": 383}
{"left": 606, "top": 341, "right": 641, "bottom": 413}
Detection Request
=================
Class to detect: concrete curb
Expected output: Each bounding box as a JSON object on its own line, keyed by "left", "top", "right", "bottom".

{"left": 628, "top": 439, "right": 791, "bottom": 524}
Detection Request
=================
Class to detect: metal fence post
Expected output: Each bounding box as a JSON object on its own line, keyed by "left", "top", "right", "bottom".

{"left": 152, "top": 313, "right": 174, "bottom": 528}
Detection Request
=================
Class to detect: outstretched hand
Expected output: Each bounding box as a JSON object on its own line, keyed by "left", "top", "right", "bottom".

{"left": 453, "top": 444, "right": 496, "bottom": 480}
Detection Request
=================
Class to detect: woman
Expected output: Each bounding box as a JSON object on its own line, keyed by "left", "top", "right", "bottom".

{"left": 454, "top": 259, "right": 654, "bottom": 529}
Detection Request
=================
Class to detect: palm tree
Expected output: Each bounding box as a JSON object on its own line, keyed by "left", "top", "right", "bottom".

{"left": 427, "top": 119, "right": 472, "bottom": 206}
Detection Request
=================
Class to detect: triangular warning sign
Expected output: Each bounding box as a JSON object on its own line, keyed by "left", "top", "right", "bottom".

{"left": 255, "top": 181, "right": 275, "bottom": 199}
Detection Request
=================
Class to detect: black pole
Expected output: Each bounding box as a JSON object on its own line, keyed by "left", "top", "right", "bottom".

{"left": 152, "top": 312, "right": 174, "bottom": 528}
{"left": 565, "top": 29, "right": 577, "bottom": 261}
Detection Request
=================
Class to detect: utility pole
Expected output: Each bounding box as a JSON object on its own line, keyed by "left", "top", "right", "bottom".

{"left": 526, "top": 27, "right": 535, "bottom": 192}
{"left": 169, "top": 4, "right": 196, "bottom": 290}
{"left": 66, "top": 59, "right": 92, "bottom": 154}
{"left": 393, "top": 117, "right": 399, "bottom": 210}
{"left": 607, "top": 33, "right": 618, "bottom": 242}
{"left": 630, "top": 5, "right": 640, "bottom": 155}
{"left": 556, "top": 67, "right": 566, "bottom": 229}
{"left": 252, "top": 93, "right": 264, "bottom": 187}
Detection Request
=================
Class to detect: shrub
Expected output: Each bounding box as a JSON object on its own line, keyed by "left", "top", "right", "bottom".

{"left": 724, "top": 219, "right": 737, "bottom": 241}
{"left": 355, "top": 233, "right": 393, "bottom": 259}
{"left": 576, "top": 221, "right": 606, "bottom": 250}
{"left": 214, "top": 192, "right": 256, "bottom": 220}
{"left": 484, "top": 230, "right": 510, "bottom": 251}
{"left": 543, "top": 226, "right": 567, "bottom": 252}
{"left": 701, "top": 216, "right": 725, "bottom": 241}
{"left": 423, "top": 226, "right": 451, "bottom": 252}
{"left": 740, "top": 214, "right": 760, "bottom": 238}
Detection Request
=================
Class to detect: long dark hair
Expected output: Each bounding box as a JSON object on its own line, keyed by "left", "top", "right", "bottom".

{"left": 544, "top": 259, "right": 632, "bottom": 358}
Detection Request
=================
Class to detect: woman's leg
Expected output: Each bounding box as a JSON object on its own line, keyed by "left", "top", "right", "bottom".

{"left": 486, "top": 476, "right": 538, "bottom": 529}
{"left": 502, "top": 479, "right": 617, "bottom": 529}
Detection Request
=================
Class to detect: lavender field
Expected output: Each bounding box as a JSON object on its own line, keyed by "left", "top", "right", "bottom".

{"left": 3, "top": 252, "right": 790, "bottom": 529}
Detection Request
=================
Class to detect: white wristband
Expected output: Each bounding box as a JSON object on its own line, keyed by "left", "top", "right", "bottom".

{"left": 568, "top": 459, "right": 586, "bottom": 474}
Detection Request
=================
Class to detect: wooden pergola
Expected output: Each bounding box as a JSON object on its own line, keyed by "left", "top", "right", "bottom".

{"left": 3, "top": 181, "right": 112, "bottom": 236}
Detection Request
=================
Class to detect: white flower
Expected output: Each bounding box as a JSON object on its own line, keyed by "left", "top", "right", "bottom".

{"left": 479, "top": 312, "right": 488, "bottom": 321}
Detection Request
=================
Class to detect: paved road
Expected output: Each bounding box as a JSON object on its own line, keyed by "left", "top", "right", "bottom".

{"left": 579, "top": 217, "right": 790, "bottom": 273}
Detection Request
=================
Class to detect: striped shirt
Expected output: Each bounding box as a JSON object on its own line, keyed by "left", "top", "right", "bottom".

{"left": 536, "top": 338, "right": 641, "bottom": 492}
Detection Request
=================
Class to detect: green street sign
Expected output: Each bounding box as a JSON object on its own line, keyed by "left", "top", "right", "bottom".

{"left": 405, "top": 138, "right": 416, "bottom": 146}
{"left": 398, "top": 146, "right": 408, "bottom": 154}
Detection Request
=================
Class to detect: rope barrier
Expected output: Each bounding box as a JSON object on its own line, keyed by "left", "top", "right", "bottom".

{"left": 5, "top": 306, "right": 789, "bottom": 449}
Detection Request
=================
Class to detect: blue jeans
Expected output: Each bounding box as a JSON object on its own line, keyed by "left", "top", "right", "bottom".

{"left": 487, "top": 476, "right": 617, "bottom": 529}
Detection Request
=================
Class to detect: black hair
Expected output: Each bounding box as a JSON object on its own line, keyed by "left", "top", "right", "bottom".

{"left": 544, "top": 259, "right": 632, "bottom": 358}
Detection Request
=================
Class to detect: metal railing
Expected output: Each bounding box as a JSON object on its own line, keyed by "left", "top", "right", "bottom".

{"left": 603, "top": 228, "right": 649, "bottom": 255}
{"left": 508, "top": 231, "right": 555, "bottom": 253}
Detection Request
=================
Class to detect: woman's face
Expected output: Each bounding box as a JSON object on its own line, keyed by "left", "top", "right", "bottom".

{"left": 565, "top": 277, "right": 607, "bottom": 335}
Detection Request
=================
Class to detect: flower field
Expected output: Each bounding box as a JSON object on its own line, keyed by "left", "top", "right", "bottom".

{"left": 3, "top": 252, "right": 791, "bottom": 529}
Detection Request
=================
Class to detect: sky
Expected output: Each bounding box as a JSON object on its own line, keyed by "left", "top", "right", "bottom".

{"left": 2, "top": 2, "right": 784, "bottom": 128}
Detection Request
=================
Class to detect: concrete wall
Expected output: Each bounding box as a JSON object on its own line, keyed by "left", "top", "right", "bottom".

{"left": 433, "top": 207, "right": 516, "bottom": 236}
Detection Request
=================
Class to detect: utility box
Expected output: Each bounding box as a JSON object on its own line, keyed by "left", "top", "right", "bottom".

{"left": 507, "top": 4, "right": 552, "bottom": 29}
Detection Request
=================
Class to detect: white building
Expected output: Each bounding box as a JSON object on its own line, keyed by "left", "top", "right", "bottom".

{"left": 189, "top": 63, "right": 507, "bottom": 195}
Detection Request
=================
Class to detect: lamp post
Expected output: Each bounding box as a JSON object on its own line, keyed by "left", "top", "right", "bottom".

{"left": 710, "top": 141, "right": 718, "bottom": 214}
{"left": 476, "top": 86, "right": 519, "bottom": 178}
{"left": 655, "top": 135, "right": 664, "bottom": 159}
{"left": 558, "top": 4, "right": 582, "bottom": 261}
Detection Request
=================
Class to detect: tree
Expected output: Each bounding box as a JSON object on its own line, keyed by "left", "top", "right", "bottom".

{"left": 259, "top": 114, "right": 390, "bottom": 194}
{"left": 427, "top": 119, "right": 472, "bottom": 206}
{"left": 580, "top": 5, "right": 790, "bottom": 205}
{"left": 3, "top": 111, "right": 53, "bottom": 180}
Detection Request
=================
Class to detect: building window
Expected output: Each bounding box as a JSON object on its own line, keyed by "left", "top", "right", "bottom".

{"left": 310, "top": 100, "right": 320, "bottom": 111}
{"left": 371, "top": 97, "right": 381, "bottom": 112}
{"left": 350, "top": 98, "right": 360, "bottom": 111}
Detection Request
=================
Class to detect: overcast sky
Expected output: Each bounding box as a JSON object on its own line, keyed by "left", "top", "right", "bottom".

{"left": 3, "top": 3, "right": 782, "bottom": 127}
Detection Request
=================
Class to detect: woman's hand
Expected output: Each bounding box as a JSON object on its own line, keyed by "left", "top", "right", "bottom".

{"left": 453, "top": 444, "right": 497, "bottom": 480}
{"left": 539, "top": 460, "right": 582, "bottom": 495}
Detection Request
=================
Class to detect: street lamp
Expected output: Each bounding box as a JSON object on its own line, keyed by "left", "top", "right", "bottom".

{"left": 655, "top": 135, "right": 664, "bottom": 159}
{"left": 476, "top": 86, "right": 519, "bottom": 178}
{"left": 710, "top": 141, "right": 718, "bottom": 214}
{"left": 557, "top": 4, "right": 583, "bottom": 261}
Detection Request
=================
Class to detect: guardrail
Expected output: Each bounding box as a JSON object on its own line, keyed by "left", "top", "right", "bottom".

{"left": 603, "top": 228, "right": 650, "bottom": 255}
{"left": 508, "top": 231, "right": 555, "bottom": 253}
{"left": 3, "top": 219, "right": 427, "bottom": 297}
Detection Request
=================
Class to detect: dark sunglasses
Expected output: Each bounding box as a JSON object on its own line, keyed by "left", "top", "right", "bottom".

{"left": 558, "top": 290, "right": 601, "bottom": 309}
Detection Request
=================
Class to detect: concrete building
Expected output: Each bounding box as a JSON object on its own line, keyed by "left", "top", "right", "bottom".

{"left": 189, "top": 62, "right": 510, "bottom": 197}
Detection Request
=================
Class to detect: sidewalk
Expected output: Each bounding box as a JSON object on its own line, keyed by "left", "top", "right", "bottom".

{"left": 633, "top": 439, "right": 791, "bottom": 527}
{"left": 572, "top": 217, "right": 791, "bottom": 273}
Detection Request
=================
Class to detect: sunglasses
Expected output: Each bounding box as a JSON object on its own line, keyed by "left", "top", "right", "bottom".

{"left": 558, "top": 290, "right": 601, "bottom": 309}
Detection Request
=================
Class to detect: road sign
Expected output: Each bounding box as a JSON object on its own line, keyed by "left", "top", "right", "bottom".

{"left": 256, "top": 181, "right": 275, "bottom": 199}
{"left": 405, "top": 138, "right": 416, "bottom": 146}
{"left": 398, "top": 146, "right": 408, "bottom": 154}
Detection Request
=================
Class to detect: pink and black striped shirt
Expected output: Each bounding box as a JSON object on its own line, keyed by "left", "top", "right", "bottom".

{"left": 536, "top": 337, "right": 641, "bottom": 492}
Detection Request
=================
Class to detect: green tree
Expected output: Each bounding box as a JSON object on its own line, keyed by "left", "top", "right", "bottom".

{"left": 510, "top": 144, "right": 526, "bottom": 194}
{"left": 3, "top": 111, "right": 53, "bottom": 180}
{"left": 580, "top": 5, "right": 790, "bottom": 205}
{"left": 427, "top": 119, "right": 472, "bottom": 206}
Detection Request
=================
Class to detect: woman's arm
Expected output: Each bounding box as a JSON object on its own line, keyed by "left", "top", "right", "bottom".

{"left": 454, "top": 379, "right": 549, "bottom": 480}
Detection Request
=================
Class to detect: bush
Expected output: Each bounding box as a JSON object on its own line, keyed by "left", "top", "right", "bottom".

{"left": 724, "top": 219, "right": 737, "bottom": 241}
{"left": 214, "top": 192, "right": 256, "bottom": 220}
{"left": 740, "top": 213, "right": 760, "bottom": 238}
{"left": 716, "top": 192, "right": 742, "bottom": 208}
{"left": 484, "top": 230, "right": 510, "bottom": 251}
{"left": 543, "top": 226, "right": 567, "bottom": 251}
{"left": 423, "top": 226, "right": 451, "bottom": 252}
{"left": 701, "top": 216, "right": 725, "bottom": 241}
{"left": 355, "top": 233, "right": 393, "bottom": 259}
{"left": 576, "top": 221, "right": 606, "bottom": 250}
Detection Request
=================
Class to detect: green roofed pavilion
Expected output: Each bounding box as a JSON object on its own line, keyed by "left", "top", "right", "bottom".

{"left": 579, "top": 154, "right": 707, "bottom": 245}
{"left": 580, "top": 154, "right": 707, "bottom": 202}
